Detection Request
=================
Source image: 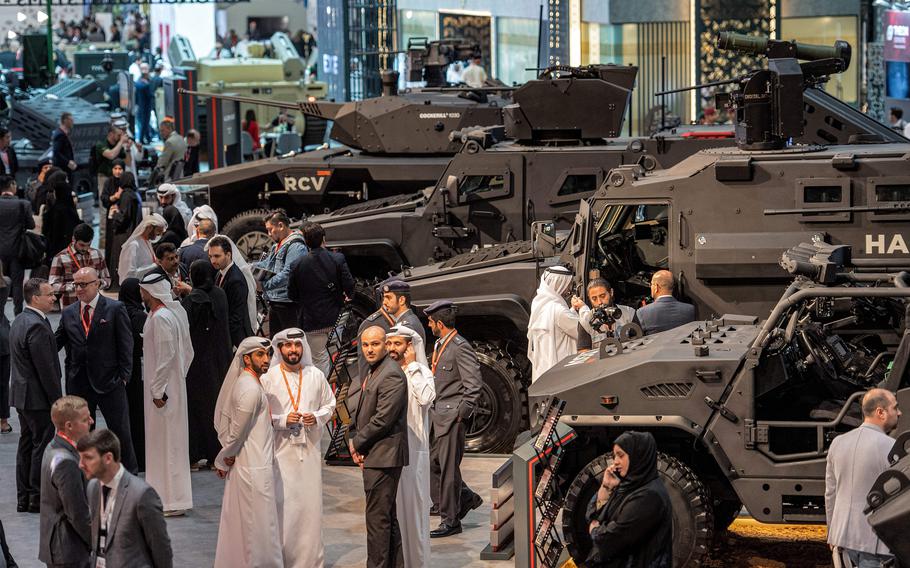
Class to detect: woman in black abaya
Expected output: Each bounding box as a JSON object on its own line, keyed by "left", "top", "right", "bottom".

{"left": 585, "top": 431, "right": 673, "bottom": 568}
{"left": 181, "top": 260, "right": 232, "bottom": 467}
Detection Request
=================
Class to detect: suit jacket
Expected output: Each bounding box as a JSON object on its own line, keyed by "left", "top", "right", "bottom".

{"left": 218, "top": 263, "right": 253, "bottom": 347}
{"left": 430, "top": 332, "right": 483, "bottom": 436}
{"left": 0, "top": 277, "right": 10, "bottom": 358}
{"left": 51, "top": 128, "right": 75, "bottom": 170}
{"left": 56, "top": 294, "right": 133, "bottom": 394}
{"left": 634, "top": 295, "right": 696, "bottom": 335}
{"left": 395, "top": 309, "right": 426, "bottom": 344}
{"left": 287, "top": 247, "right": 355, "bottom": 331}
{"left": 10, "top": 308, "right": 62, "bottom": 410}
{"left": 0, "top": 193, "right": 34, "bottom": 258}
{"left": 178, "top": 238, "right": 208, "bottom": 273}
{"left": 0, "top": 146, "right": 17, "bottom": 177}
{"left": 38, "top": 435, "right": 92, "bottom": 566}
{"left": 350, "top": 355, "right": 409, "bottom": 468}
{"left": 825, "top": 423, "right": 895, "bottom": 555}
{"left": 87, "top": 469, "right": 173, "bottom": 568}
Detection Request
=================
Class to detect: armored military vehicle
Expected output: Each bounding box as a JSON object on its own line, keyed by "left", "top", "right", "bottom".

{"left": 389, "top": 34, "right": 909, "bottom": 455}
{"left": 175, "top": 39, "right": 510, "bottom": 257}
{"left": 534, "top": 241, "right": 910, "bottom": 565}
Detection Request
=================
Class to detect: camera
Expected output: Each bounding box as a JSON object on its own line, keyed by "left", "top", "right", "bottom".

{"left": 590, "top": 305, "right": 624, "bottom": 329}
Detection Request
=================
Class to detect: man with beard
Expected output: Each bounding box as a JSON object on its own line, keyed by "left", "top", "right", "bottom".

{"left": 349, "top": 326, "right": 409, "bottom": 568}
{"left": 527, "top": 265, "right": 582, "bottom": 383}
{"left": 381, "top": 281, "right": 425, "bottom": 344}
{"left": 213, "top": 337, "right": 283, "bottom": 568}
{"left": 261, "top": 328, "right": 335, "bottom": 567}
{"left": 387, "top": 325, "right": 435, "bottom": 567}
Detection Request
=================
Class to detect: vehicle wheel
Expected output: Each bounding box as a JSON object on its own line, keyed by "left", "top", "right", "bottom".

{"left": 712, "top": 498, "right": 742, "bottom": 534}
{"left": 464, "top": 342, "right": 526, "bottom": 454}
{"left": 223, "top": 209, "right": 272, "bottom": 260}
{"left": 563, "top": 452, "right": 714, "bottom": 567}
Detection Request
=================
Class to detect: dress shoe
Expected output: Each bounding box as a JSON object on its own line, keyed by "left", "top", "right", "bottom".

{"left": 1, "top": 422, "right": 12, "bottom": 434}
{"left": 429, "top": 504, "right": 440, "bottom": 516}
{"left": 458, "top": 492, "right": 483, "bottom": 520}
{"left": 16, "top": 503, "right": 28, "bottom": 513}
{"left": 430, "top": 523, "right": 462, "bottom": 538}
{"left": 163, "top": 509, "right": 186, "bottom": 517}
{"left": 28, "top": 502, "right": 41, "bottom": 513}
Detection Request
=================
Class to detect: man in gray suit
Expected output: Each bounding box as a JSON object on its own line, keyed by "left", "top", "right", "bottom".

{"left": 77, "top": 429, "right": 173, "bottom": 568}
{"left": 425, "top": 300, "right": 483, "bottom": 538}
{"left": 349, "top": 326, "right": 409, "bottom": 568}
{"left": 634, "top": 270, "right": 696, "bottom": 335}
{"left": 11, "top": 278, "right": 63, "bottom": 512}
{"left": 39, "top": 395, "right": 93, "bottom": 568}
{"left": 826, "top": 388, "right": 901, "bottom": 567}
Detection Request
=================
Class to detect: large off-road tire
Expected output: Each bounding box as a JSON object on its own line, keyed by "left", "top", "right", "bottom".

{"left": 464, "top": 342, "right": 527, "bottom": 454}
{"left": 562, "top": 452, "right": 714, "bottom": 567}
{"left": 223, "top": 209, "right": 272, "bottom": 260}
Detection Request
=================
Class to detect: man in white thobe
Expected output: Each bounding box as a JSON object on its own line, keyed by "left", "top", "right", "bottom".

{"left": 387, "top": 324, "right": 436, "bottom": 568}
{"left": 261, "top": 328, "right": 336, "bottom": 568}
{"left": 119, "top": 213, "right": 167, "bottom": 282}
{"left": 527, "top": 265, "right": 582, "bottom": 382}
{"left": 138, "top": 271, "right": 194, "bottom": 515}
{"left": 213, "top": 337, "right": 283, "bottom": 568}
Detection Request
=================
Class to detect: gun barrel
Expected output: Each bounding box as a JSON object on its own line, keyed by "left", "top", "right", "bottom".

{"left": 716, "top": 32, "right": 851, "bottom": 67}
{"left": 177, "top": 89, "right": 342, "bottom": 120}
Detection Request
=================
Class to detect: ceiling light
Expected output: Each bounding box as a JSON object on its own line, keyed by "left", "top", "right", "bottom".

{"left": 7, "top": 31, "right": 17, "bottom": 40}
{"left": 37, "top": 11, "right": 48, "bottom": 23}
{"left": 17, "top": 12, "right": 27, "bottom": 22}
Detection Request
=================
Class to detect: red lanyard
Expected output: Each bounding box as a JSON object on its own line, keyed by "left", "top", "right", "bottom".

{"left": 431, "top": 330, "right": 457, "bottom": 375}
{"left": 67, "top": 246, "right": 83, "bottom": 271}
{"left": 281, "top": 366, "right": 302, "bottom": 411}
{"left": 57, "top": 431, "right": 78, "bottom": 448}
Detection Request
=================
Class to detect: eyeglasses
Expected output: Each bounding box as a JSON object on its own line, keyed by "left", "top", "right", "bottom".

{"left": 74, "top": 280, "right": 98, "bottom": 289}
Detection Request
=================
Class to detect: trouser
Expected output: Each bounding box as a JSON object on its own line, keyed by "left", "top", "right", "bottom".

{"left": 125, "top": 359, "right": 145, "bottom": 472}
{"left": 430, "top": 418, "right": 477, "bottom": 526}
{"left": 0, "top": 255, "right": 25, "bottom": 314}
{"left": 0, "top": 354, "right": 9, "bottom": 420}
{"left": 844, "top": 548, "right": 894, "bottom": 568}
{"left": 268, "top": 301, "right": 299, "bottom": 338}
{"left": 96, "top": 174, "right": 109, "bottom": 248}
{"left": 16, "top": 408, "right": 54, "bottom": 507}
{"left": 69, "top": 379, "right": 138, "bottom": 474}
{"left": 363, "top": 466, "right": 404, "bottom": 568}
{"left": 306, "top": 330, "right": 332, "bottom": 378}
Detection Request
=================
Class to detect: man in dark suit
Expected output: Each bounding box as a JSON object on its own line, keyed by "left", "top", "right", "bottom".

{"left": 39, "top": 395, "right": 93, "bottom": 568}
{"left": 0, "top": 127, "right": 18, "bottom": 179}
{"left": 207, "top": 235, "right": 253, "bottom": 347}
{"left": 287, "top": 221, "right": 355, "bottom": 377}
{"left": 78, "top": 429, "right": 173, "bottom": 568}
{"left": 51, "top": 112, "right": 77, "bottom": 174}
{"left": 634, "top": 270, "right": 696, "bottom": 335}
{"left": 56, "top": 267, "right": 137, "bottom": 473}
{"left": 348, "top": 326, "right": 409, "bottom": 568}
{"left": 425, "top": 300, "right": 483, "bottom": 537}
{"left": 178, "top": 217, "right": 214, "bottom": 273}
{"left": 11, "top": 278, "right": 62, "bottom": 512}
{"left": 0, "top": 175, "right": 34, "bottom": 314}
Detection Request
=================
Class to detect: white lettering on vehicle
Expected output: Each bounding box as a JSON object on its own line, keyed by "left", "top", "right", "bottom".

{"left": 284, "top": 176, "right": 327, "bottom": 192}
{"left": 865, "top": 234, "right": 910, "bottom": 255}
{"left": 418, "top": 112, "right": 461, "bottom": 119}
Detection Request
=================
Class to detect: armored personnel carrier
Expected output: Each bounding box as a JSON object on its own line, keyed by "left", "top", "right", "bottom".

{"left": 175, "top": 39, "right": 510, "bottom": 257}
{"left": 534, "top": 241, "right": 910, "bottom": 565}
{"left": 390, "top": 34, "right": 910, "bottom": 454}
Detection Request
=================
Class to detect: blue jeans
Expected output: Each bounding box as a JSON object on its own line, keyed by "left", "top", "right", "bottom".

{"left": 846, "top": 549, "right": 893, "bottom": 568}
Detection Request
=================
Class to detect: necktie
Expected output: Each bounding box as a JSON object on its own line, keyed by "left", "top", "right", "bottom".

{"left": 102, "top": 485, "right": 111, "bottom": 509}
{"left": 82, "top": 304, "right": 92, "bottom": 334}
{"left": 218, "top": 271, "right": 226, "bottom": 287}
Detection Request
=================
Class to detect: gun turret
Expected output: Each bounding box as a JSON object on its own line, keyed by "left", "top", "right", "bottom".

{"left": 658, "top": 33, "right": 851, "bottom": 150}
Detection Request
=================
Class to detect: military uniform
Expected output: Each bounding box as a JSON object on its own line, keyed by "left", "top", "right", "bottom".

{"left": 426, "top": 301, "right": 483, "bottom": 536}
{"left": 394, "top": 308, "right": 426, "bottom": 344}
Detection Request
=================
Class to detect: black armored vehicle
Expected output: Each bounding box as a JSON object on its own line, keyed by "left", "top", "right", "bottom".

{"left": 177, "top": 39, "right": 510, "bottom": 257}
{"left": 390, "top": 34, "right": 910, "bottom": 454}
{"left": 534, "top": 241, "right": 910, "bottom": 565}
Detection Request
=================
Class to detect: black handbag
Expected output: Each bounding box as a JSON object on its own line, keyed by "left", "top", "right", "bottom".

{"left": 18, "top": 202, "right": 46, "bottom": 269}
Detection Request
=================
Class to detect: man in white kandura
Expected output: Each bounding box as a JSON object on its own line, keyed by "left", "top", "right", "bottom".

{"left": 213, "top": 336, "right": 283, "bottom": 568}
{"left": 387, "top": 324, "right": 436, "bottom": 568}
{"left": 119, "top": 213, "right": 167, "bottom": 282}
{"left": 262, "top": 328, "right": 336, "bottom": 568}
{"left": 527, "top": 265, "right": 581, "bottom": 383}
{"left": 138, "top": 271, "right": 194, "bottom": 516}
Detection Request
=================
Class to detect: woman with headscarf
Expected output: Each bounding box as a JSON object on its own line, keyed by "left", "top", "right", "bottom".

{"left": 527, "top": 265, "right": 581, "bottom": 382}
{"left": 160, "top": 203, "right": 189, "bottom": 249}
{"left": 118, "top": 277, "right": 147, "bottom": 471}
{"left": 108, "top": 171, "right": 143, "bottom": 283}
{"left": 585, "top": 431, "right": 673, "bottom": 568}
{"left": 100, "top": 158, "right": 126, "bottom": 259}
{"left": 181, "top": 260, "right": 232, "bottom": 468}
{"left": 41, "top": 176, "right": 81, "bottom": 263}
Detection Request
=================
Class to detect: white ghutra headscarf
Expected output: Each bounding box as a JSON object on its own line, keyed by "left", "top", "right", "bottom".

{"left": 214, "top": 336, "right": 272, "bottom": 444}
{"left": 527, "top": 265, "right": 577, "bottom": 383}
{"left": 270, "top": 327, "right": 314, "bottom": 369}
{"left": 181, "top": 204, "right": 219, "bottom": 247}
{"left": 388, "top": 324, "right": 429, "bottom": 367}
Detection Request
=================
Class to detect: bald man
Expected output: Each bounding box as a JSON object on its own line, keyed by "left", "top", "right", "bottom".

{"left": 826, "top": 389, "right": 901, "bottom": 566}
{"left": 55, "top": 267, "right": 138, "bottom": 472}
{"left": 634, "top": 270, "right": 695, "bottom": 335}
{"left": 349, "top": 326, "right": 409, "bottom": 568}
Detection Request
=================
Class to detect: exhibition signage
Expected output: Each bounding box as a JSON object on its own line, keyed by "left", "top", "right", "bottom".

{"left": 884, "top": 9, "right": 910, "bottom": 62}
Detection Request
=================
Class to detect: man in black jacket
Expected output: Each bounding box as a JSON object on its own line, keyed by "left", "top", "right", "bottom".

{"left": 208, "top": 235, "right": 253, "bottom": 347}
{"left": 287, "top": 221, "right": 354, "bottom": 377}
{"left": 39, "top": 395, "right": 93, "bottom": 568}
{"left": 0, "top": 175, "right": 34, "bottom": 314}
{"left": 349, "top": 326, "right": 408, "bottom": 568}
{"left": 0, "top": 127, "right": 18, "bottom": 179}
{"left": 11, "top": 278, "right": 62, "bottom": 512}
{"left": 51, "top": 112, "right": 77, "bottom": 174}
{"left": 55, "top": 267, "right": 137, "bottom": 473}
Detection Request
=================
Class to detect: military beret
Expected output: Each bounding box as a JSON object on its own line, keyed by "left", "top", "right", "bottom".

{"left": 381, "top": 280, "right": 410, "bottom": 294}
{"left": 425, "top": 300, "right": 456, "bottom": 315}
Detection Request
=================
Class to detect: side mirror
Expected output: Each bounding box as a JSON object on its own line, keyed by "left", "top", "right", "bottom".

{"left": 532, "top": 220, "right": 558, "bottom": 257}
